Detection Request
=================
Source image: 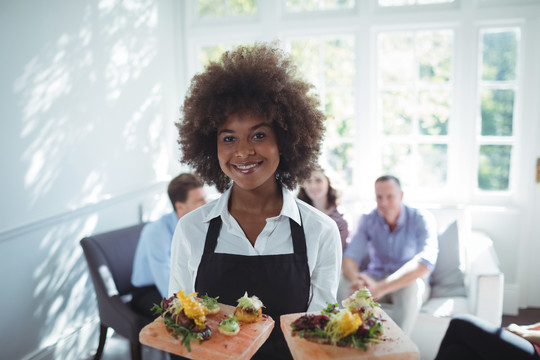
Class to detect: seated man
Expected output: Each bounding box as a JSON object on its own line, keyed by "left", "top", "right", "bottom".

{"left": 131, "top": 173, "right": 206, "bottom": 317}
{"left": 342, "top": 175, "right": 438, "bottom": 334}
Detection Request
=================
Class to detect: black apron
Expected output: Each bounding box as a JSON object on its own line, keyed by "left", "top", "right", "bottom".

{"left": 195, "top": 215, "right": 311, "bottom": 359}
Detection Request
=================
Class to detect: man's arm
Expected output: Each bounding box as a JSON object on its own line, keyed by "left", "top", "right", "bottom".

{"left": 359, "top": 259, "right": 429, "bottom": 299}
{"left": 342, "top": 256, "right": 369, "bottom": 295}
{"left": 342, "top": 215, "right": 369, "bottom": 293}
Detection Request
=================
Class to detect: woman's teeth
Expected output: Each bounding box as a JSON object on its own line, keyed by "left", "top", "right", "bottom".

{"left": 236, "top": 163, "right": 257, "bottom": 170}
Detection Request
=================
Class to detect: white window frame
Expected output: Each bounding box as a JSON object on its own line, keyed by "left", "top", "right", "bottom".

{"left": 179, "top": 0, "right": 539, "bottom": 210}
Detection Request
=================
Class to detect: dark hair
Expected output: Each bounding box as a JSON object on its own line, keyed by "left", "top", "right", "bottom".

{"left": 167, "top": 173, "right": 204, "bottom": 208}
{"left": 177, "top": 42, "right": 325, "bottom": 193}
{"left": 297, "top": 169, "right": 339, "bottom": 210}
{"left": 375, "top": 175, "right": 401, "bottom": 189}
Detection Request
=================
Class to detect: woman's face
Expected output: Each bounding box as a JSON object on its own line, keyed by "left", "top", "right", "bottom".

{"left": 217, "top": 112, "right": 280, "bottom": 191}
{"left": 302, "top": 170, "right": 329, "bottom": 202}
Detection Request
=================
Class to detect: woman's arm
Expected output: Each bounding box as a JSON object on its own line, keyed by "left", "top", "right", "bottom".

{"left": 506, "top": 323, "right": 540, "bottom": 346}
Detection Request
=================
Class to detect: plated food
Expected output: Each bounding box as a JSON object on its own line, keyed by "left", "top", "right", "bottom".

{"left": 234, "top": 292, "right": 264, "bottom": 323}
{"left": 218, "top": 314, "right": 240, "bottom": 336}
{"left": 151, "top": 290, "right": 219, "bottom": 351}
{"left": 198, "top": 293, "right": 221, "bottom": 315}
{"left": 290, "top": 288, "right": 384, "bottom": 350}
{"left": 150, "top": 290, "right": 265, "bottom": 352}
{"left": 342, "top": 287, "right": 378, "bottom": 320}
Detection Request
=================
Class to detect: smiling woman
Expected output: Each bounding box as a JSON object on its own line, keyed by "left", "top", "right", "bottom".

{"left": 169, "top": 42, "right": 342, "bottom": 360}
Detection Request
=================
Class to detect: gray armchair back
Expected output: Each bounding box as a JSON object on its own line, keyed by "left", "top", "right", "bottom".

{"left": 81, "top": 222, "right": 152, "bottom": 360}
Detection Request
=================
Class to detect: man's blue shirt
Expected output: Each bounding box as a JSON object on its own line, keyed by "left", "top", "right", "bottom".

{"left": 343, "top": 204, "right": 438, "bottom": 278}
{"left": 131, "top": 211, "right": 178, "bottom": 297}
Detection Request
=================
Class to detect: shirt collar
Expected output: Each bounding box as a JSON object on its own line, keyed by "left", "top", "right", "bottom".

{"left": 202, "top": 186, "right": 301, "bottom": 225}
{"left": 396, "top": 204, "right": 407, "bottom": 227}
{"left": 375, "top": 203, "right": 407, "bottom": 227}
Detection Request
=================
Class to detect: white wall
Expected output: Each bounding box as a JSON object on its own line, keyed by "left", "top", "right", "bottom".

{"left": 0, "top": 0, "right": 182, "bottom": 358}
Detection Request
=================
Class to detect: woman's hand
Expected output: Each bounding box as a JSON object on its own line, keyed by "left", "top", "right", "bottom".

{"left": 506, "top": 323, "right": 540, "bottom": 346}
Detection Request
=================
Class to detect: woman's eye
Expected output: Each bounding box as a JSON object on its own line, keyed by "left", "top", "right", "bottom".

{"left": 253, "top": 132, "right": 266, "bottom": 140}
{"left": 222, "top": 136, "right": 235, "bottom": 142}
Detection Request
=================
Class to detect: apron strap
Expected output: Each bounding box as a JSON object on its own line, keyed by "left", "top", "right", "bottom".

{"left": 202, "top": 216, "right": 221, "bottom": 254}
{"left": 289, "top": 217, "right": 307, "bottom": 255}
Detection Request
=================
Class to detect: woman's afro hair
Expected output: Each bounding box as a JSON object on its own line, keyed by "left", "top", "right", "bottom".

{"left": 177, "top": 41, "right": 325, "bottom": 193}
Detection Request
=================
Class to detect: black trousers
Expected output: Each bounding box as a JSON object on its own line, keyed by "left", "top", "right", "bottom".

{"left": 435, "top": 313, "right": 539, "bottom": 360}
{"left": 131, "top": 285, "right": 162, "bottom": 318}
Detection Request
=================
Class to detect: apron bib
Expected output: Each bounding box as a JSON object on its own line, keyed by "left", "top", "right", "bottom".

{"left": 195, "top": 215, "right": 311, "bottom": 359}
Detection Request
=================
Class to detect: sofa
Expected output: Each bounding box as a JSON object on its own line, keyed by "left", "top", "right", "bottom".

{"left": 337, "top": 206, "right": 504, "bottom": 360}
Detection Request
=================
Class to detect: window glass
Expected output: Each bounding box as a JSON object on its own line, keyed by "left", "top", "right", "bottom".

{"left": 288, "top": 35, "right": 355, "bottom": 184}
{"left": 378, "top": 29, "right": 453, "bottom": 187}
{"left": 481, "top": 89, "right": 514, "bottom": 136}
{"left": 197, "top": 0, "right": 257, "bottom": 18}
{"left": 482, "top": 30, "right": 518, "bottom": 81}
{"left": 418, "top": 143, "right": 448, "bottom": 186}
{"left": 418, "top": 89, "right": 451, "bottom": 136}
{"left": 477, "top": 27, "right": 519, "bottom": 191}
{"left": 478, "top": 145, "right": 512, "bottom": 191}
{"left": 200, "top": 44, "right": 228, "bottom": 65}
{"left": 286, "top": 0, "right": 354, "bottom": 12}
{"left": 378, "top": 0, "right": 454, "bottom": 6}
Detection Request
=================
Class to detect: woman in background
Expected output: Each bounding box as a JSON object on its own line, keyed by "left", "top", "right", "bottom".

{"left": 298, "top": 167, "right": 349, "bottom": 250}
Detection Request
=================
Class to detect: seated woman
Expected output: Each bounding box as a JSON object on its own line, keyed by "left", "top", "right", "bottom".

{"left": 435, "top": 313, "right": 540, "bottom": 360}
{"left": 297, "top": 167, "right": 349, "bottom": 250}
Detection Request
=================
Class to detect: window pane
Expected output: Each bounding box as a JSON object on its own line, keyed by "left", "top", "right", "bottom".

{"left": 417, "top": 0, "right": 454, "bottom": 3}
{"left": 198, "top": 0, "right": 226, "bottom": 17}
{"left": 326, "top": 142, "right": 354, "bottom": 185}
{"left": 286, "top": 0, "right": 354, "bottom": 12}
{"left": 198, "top": 0, "right": 257, "bottom": 18}
{"left": 324, "top": 37, "right": 355, "bottom": 87}
{"left": 290, "top": 39, "right": 320, "bottom": 88}
{"left": 418, "top": 89, "right": 451, "bottom": 135}
{"left": 378, "top": 32, "right": 415, "bottom": 85}
{"left": 289, "top": 36, "right": 356, "bottom": 141}
{"left": 379, "top": 0, "right": 454, "bottom": 6}
{"left": 382, "top": 143, "right": 413, "bottom": 185}
{"left": 200, "top": 44, "right": 228, "bottom": 65}
{"left": 326, "top": 91, "right": 354, "bottom": 137}
{"left": 417, "top": 30, "right": 452, "bottom": 83}
{"left": 481, "top": 29, "right": 518, "bottom": 81}
{"left": 478, "top": 145, "right": 512, "bottom": 190}
{"left": 381, "top": 90, "right": 414, "bottom": 135}
{"left": 418, "top": 144, "right": 447, "bottom": 186}
{"left": 481, "top": 89, "right": 514, "bottom": 136}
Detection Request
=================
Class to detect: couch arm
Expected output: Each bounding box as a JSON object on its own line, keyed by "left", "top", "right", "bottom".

{"left": 464, "top": 231, "right": 504, "bottom": 326}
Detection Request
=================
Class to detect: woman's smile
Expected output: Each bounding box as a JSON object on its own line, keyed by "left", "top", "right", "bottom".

{"left": 233, "top": 161, "right": 261, "bottom": 174}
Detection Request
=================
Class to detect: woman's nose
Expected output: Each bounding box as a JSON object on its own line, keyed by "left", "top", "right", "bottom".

{"left": 235, "top": 140, "right": 255, "bottom": 157}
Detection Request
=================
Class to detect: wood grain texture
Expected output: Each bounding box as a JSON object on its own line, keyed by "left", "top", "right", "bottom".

{"left": 139, "top": 303, "right": 274, "bottom": 359}
{"left": 280, "top": 307, "right": 420, "bottom": 360}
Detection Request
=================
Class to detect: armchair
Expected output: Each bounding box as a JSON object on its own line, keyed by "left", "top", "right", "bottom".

{"left": 80, "top": 223, "right": 153, "bottom": 360}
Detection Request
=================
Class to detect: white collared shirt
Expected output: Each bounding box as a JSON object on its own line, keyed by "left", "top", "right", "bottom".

{"left": 168, "top": 187, "right": 342, "bottom": 312}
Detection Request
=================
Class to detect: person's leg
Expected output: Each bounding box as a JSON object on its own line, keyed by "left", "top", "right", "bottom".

{"left": 436, "top": 313, "right": 539, "bottom": 360}
{"left": 131, "top": 285, "right": 162, "bottom": 318}
{"left": 388, "top": 276, "right": 429, "bottom": 335}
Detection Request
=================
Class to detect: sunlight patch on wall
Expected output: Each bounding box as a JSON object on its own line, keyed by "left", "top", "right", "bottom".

{"left": 34, "top": 214, "right": 98, "bottom": 349}
{"left": 13, "top": 0, "right": 162, "bottom": 213}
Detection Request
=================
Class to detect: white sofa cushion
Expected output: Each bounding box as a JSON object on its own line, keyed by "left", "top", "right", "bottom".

{"left": 430, "top": 220, "right": 467, "bottom": 298}
{"left": 421, "top": 296, "right": 468, "bottom": 317}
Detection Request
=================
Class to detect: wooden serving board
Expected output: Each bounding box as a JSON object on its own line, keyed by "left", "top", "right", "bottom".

{"left": 139, "top": 303, "right": 274, "bottom": 360}
{"left": 281, "top": 307, "right": 419, "bottom": 360}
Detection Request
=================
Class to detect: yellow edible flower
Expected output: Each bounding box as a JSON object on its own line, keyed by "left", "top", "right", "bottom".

{"left": 176, "top": 290, "right": 207, "bottom": 328}
{"left": 326, "top": 310, "right": 363, "bottom": 343}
